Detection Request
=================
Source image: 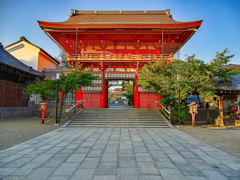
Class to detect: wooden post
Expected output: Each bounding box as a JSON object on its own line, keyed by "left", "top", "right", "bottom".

{"left": 134, "top": 72, "right": 140, "bottom": 108}
{"left": 162, "top": 28, "right": 164, "bottom": 57}
{"left": 219, "top": 97, "right": 224, "bottom": 126}
{"left": 75, "top": 28, "right": 78, "bottom": 69}
{"left": 76, "top": 87, "right": 82, "bottom": 107}
{"left": 100, "top": 69, "right": 106, "bottom": 108}
{"left": 206, "top": 102, "right": 209, "bottom": 122}
{"left": 217, "top": 96, "right": 224, "bottom": 126}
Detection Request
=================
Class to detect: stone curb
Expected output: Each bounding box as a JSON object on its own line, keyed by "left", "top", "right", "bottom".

{"left": 155, "top": 109, "right": 174, "bottom": 129}
{"left": 61, "top": 109, "right": 83, "bottom": 128}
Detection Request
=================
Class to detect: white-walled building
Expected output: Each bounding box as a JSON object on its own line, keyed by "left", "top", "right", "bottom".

{"left": 5, "top": 36, "right": 59, "bottom": 72}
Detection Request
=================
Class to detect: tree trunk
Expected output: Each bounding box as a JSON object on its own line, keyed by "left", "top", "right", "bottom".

{"left": 206, "top": 102, "right": 209, "bottom": 122}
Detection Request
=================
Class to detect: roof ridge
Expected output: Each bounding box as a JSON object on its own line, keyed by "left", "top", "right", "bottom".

{"left": 70, "top": 9, "right": 171, "bottom": 16}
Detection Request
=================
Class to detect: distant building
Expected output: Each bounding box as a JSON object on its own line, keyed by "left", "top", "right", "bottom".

{"left": 214, "top": 64, "right": 240, "bottom": 108}
{"left": 113, "top": 88, "right": 123, "bottom": 101}
{"left": 221, "top": 64, "right": 240, "bottom": 70}
{"left": 214, "top": 74, "right": 240, "bottom": 107}
{"left": 5, "top": 36, "right": 59, "bottom": 72}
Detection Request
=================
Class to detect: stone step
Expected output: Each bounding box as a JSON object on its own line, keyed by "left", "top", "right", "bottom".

{"left": 67, "top": 108, "right": 171, "bottom": 128}
{"left": 80, "top": 113, "right": 156, "bottom": 115}
{"left": 68, "top": 125, "right": 169, "bottom": 128}
{"left": 72, "top": 119, "right": 166, "bottom": 122}
{"left": 79, "top": 112, "right": 160, "bottom": 116}
{"left": 81, "top": 111, "right": 154, "bottom": 113}
{"left": 79, "top": 116, "right": 159, "bottom": 118}
{"left": 70, "top": 121, "right": 167, "bottom": 124}
{"left": 70, "top": 122, "right": 168, "bottom": 125}
{"left": 75, "top": 118, "right": 162, "bottom": 120}
{"left": 73, "top": 120, "right": 166, "bottom": 123}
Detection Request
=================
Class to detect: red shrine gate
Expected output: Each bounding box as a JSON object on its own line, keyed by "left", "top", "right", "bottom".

{"left": 38, "top": 10, "right": 202, "bottom": 108}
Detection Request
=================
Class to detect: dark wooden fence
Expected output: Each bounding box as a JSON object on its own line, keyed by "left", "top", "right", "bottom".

{"left": 0, "top": 80, "right": 28, "bottom": 107}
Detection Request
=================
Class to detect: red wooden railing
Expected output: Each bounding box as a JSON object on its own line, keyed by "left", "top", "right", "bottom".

{"left": 69, "top": 53, "right": 172, "bottom": 61}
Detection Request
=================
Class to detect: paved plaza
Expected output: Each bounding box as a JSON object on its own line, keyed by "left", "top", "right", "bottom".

{"left": 0, "top": 127, "right": 240, "bottom": 180}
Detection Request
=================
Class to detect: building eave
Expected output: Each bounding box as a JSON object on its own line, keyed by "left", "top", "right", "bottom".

{"left": 38, "top": 20, "right": 203, "bottom": 29}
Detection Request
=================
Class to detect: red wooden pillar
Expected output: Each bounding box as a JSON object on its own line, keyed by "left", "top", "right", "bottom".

{"left": 134, "top": 73, "right": 140, "bottom": 108}
{"left": 76, "top": 87, "right": 82, "bottom": 108}
{"left": 100, "top": 70, "right": 106, "bottom": 108}
{"left": 76, "top": 87, "right": 82, "bottom": 101}
{"left": 105, "top": 79, "right": 108, "bottom": 108}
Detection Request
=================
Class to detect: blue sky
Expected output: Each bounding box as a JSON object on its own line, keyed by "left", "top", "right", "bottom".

{"left": 0, "top": 0, "right": 239, "bottom": 64}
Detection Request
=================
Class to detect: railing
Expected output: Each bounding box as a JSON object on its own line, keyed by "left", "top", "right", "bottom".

{"left": 65, "top": 100, "right": 84, "bottom": 118}
{"left": 69, "top": 53, "right": 172, "bottom": 61}
{"left": 45, "top": 102, "right": 64, "bottom": 123}
{"left": 138, "top": 86, "right": 155, "bottom": 92}
{"left": 156, "top": 101, "right": 171, "bottom": 123}
{"left": 82, "top": 86, "right": 102, "bottom": 92}
{"left": 105, "top": 71, "right": 135, "bottom": 79}
{"left": 47, "top": 100, "right": 76, "bottom": 106}
{"left": 45, "top": 100, "right": 83, "bottom": 123}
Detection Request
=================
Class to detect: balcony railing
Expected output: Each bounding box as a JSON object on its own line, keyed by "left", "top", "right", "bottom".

{"left": 69, "top": 53, "right": 172, "bottom": 61}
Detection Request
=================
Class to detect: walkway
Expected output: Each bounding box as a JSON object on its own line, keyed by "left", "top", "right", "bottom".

{"left": 0, "top": 127, "right": 240, "bottom": 180}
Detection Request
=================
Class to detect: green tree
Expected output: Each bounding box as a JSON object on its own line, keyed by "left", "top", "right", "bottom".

{"left": 122, "top": 81, "right": 133, "bottom": 103}
{"left": 25, "top": 69, "right": 97, "bottom": 122}
{"left": 56, "top": 70, "right": 97, "bottom": 121}
{"left": 138, "top": 48, "right": 237, "bottom": 122}
{"left": 209, "top": 48, "right": 237, "bottom": 80}
{"left": 24, "top": 79, "right": 56, "bottom": 101}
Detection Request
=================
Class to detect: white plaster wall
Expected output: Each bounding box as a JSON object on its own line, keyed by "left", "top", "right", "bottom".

{"left": 30, "top": 94, "right": 42, "bottom": 105}
{"left": 5, "top": 41, "right": 40, "bottom": 71}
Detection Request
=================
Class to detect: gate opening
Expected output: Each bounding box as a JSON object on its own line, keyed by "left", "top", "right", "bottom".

{"left": 108, "top": 80, "right": 133, "bottom": 108}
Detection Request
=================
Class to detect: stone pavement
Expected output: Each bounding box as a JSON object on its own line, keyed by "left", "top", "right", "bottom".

{"left": 0, "top": 127, "right": 240, "bottom": 180}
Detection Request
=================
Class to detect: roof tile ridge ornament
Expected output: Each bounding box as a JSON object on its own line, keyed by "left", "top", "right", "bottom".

{"left": 20, "top": 36, "right": 33, "bottom": 45}
{"left": 20, "top": 36, "right": 27, "bottom": 41}
{"left": 70, "top": 9, "right": 76, "bottom": 17}
{"left": 165, "top": 9, "right": 172, "bottom": 18}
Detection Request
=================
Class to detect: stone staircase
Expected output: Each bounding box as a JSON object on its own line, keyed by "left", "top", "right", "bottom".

{"left": 67, "top": 108, "right": 172, "bottom": 128}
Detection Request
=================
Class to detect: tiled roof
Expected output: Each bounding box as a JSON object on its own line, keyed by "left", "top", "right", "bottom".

{"left": 221, "top": 64, "right": 240, "bottom": 70}
{"left": 215, "top": 74, "right": 240, "bottom": 91}
{"left": 44, "top": 9, "right": 197, "bottom": 25}
{"left": 43, "top": 68, "right": 73, "bottom": 80}
{"left": 0, "top": 43, "right": 44, "bottom": 77}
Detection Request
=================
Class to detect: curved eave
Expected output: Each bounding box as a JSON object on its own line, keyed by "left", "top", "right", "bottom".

{"left": 0, "top": 61, "right": 45, "bottom": 79}
{"left": 174, "top": 22, "right": 203, "bottom": 55}
{"left": 38, "top": 20, "right": 203, "bottom": 29}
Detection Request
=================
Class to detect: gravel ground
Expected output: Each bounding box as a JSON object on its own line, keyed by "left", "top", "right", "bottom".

{"left": 178, "top": 125, "right": 240, "bottom": 159}
{"left": 0, "top": 117, "right": 67, "bottom": 151}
